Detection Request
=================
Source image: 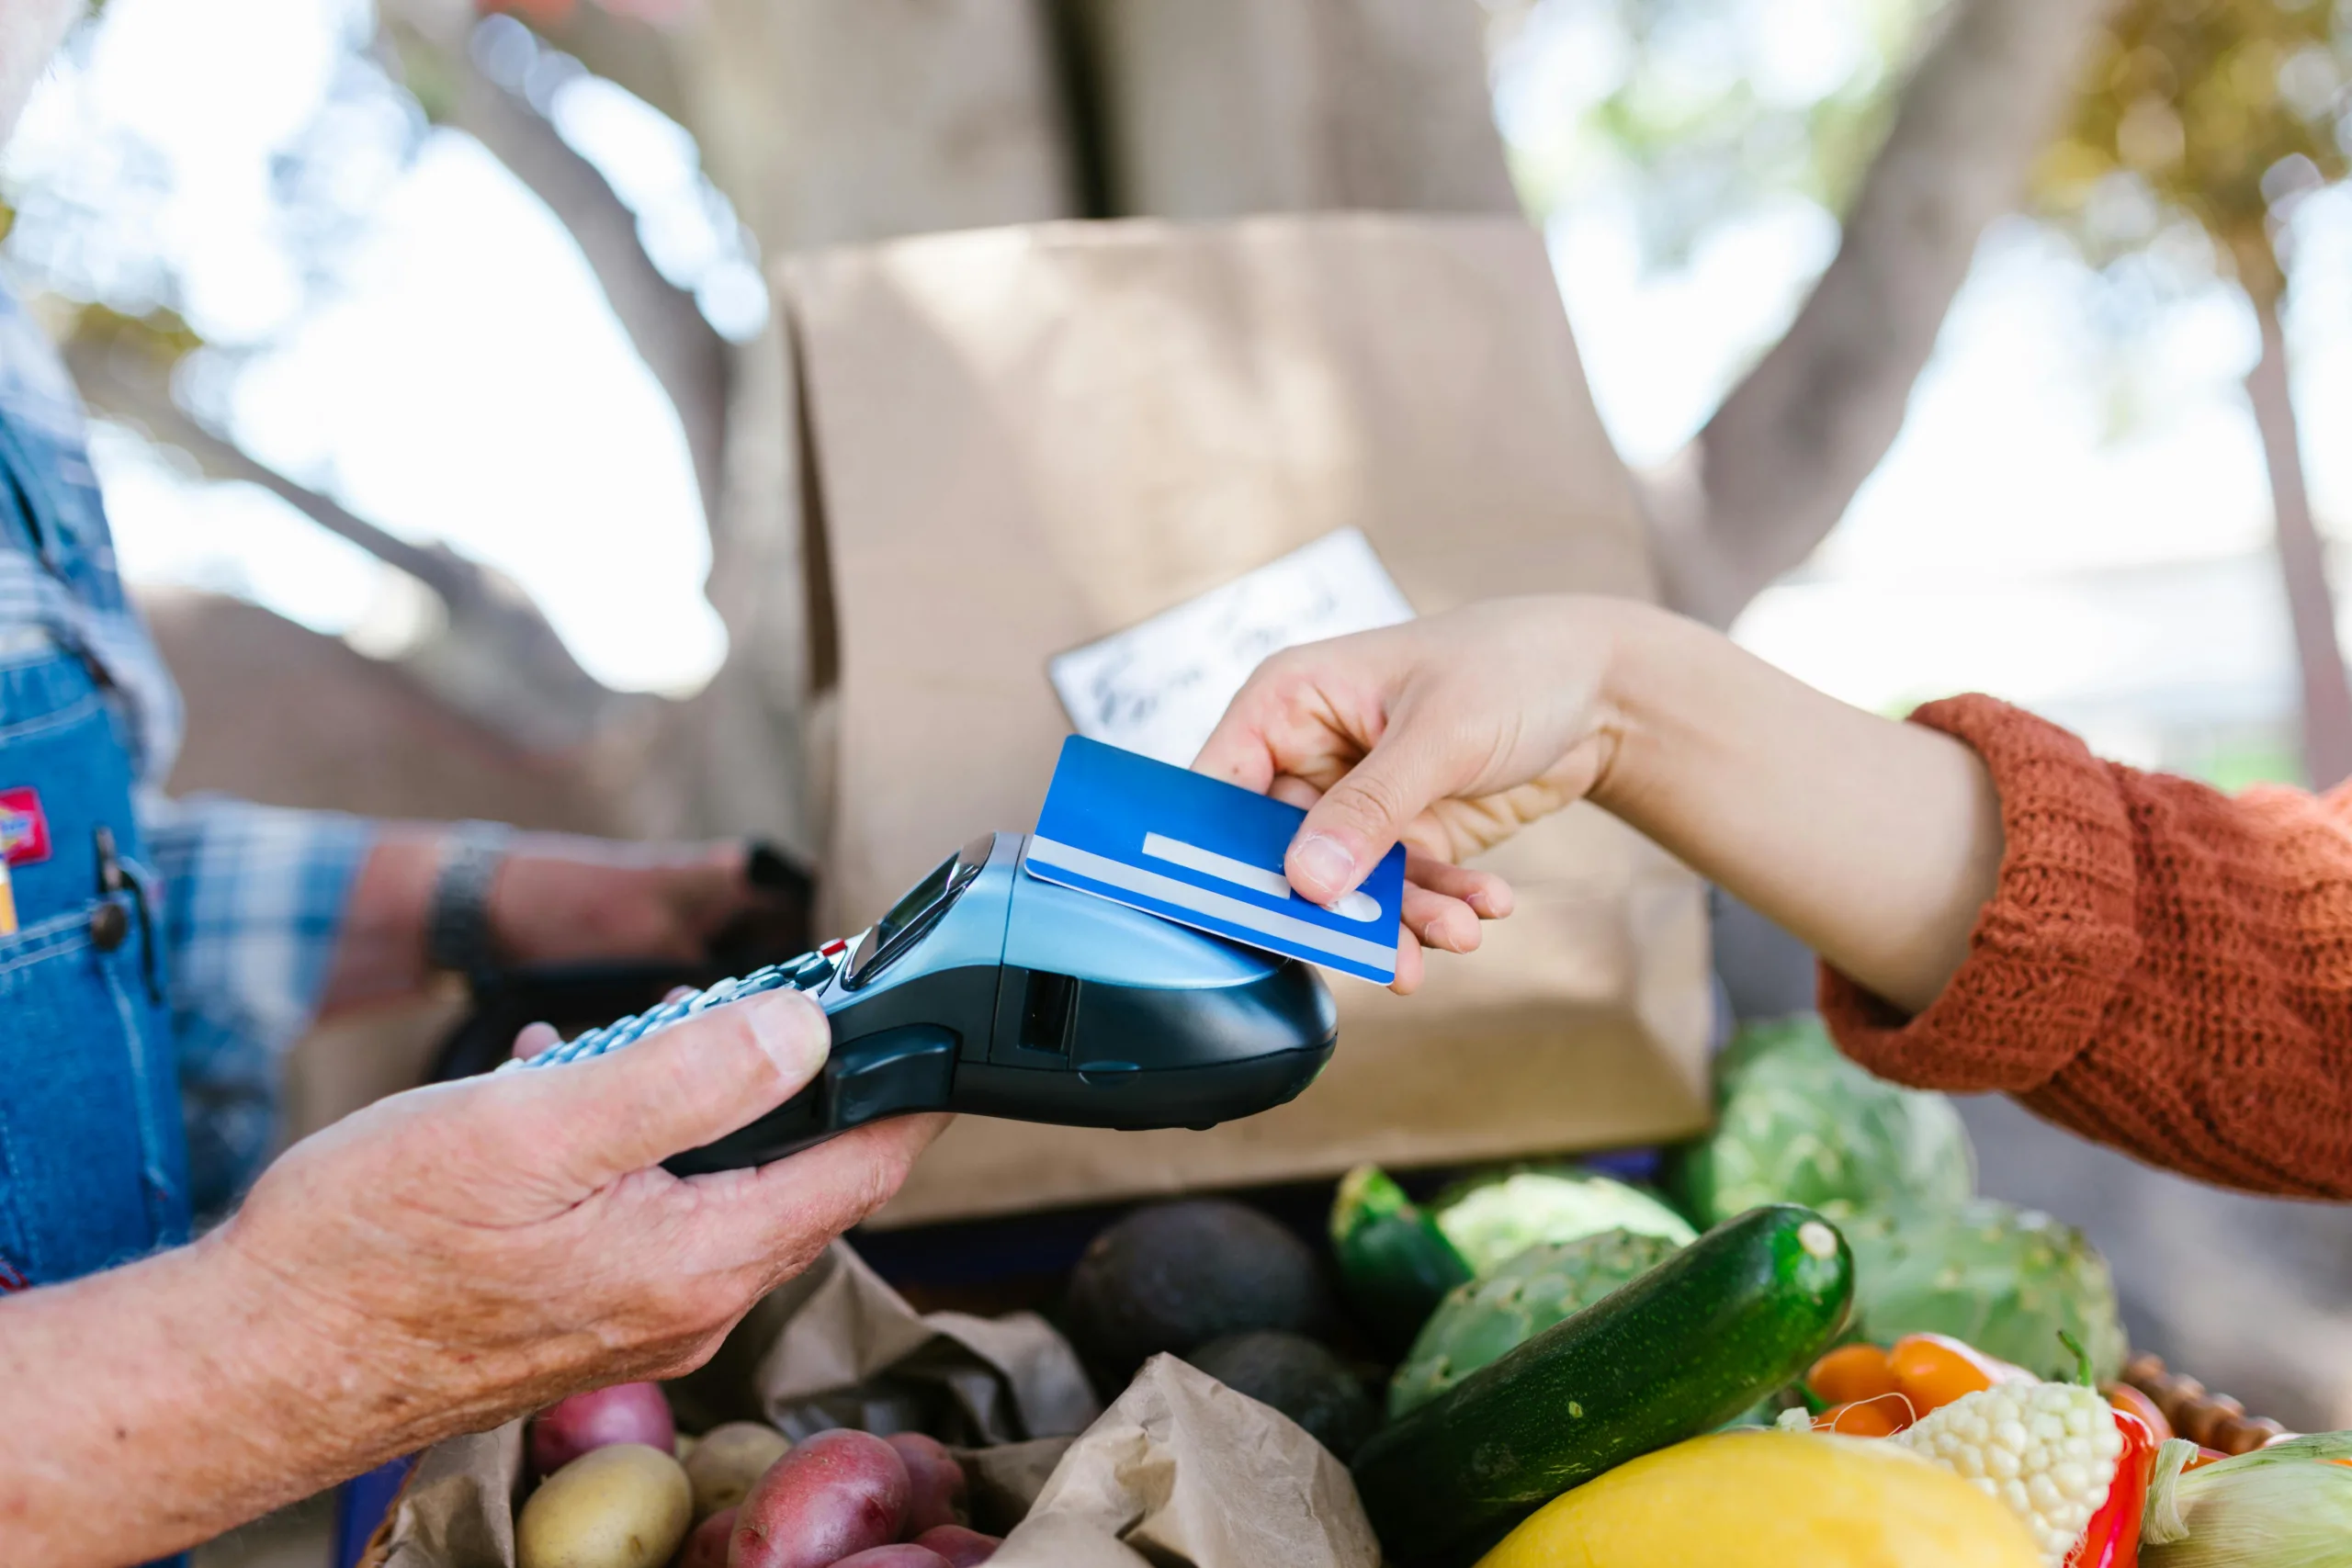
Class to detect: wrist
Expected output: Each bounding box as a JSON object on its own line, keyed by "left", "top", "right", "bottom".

{"left": 489, "top": 837, "right": 751, "bottom": 967}
{"left": 1577, "top": 596, "right": 1694, "bottom": 820}
{"left": 426, "top": 821, "right": 514, "bottom": 976}
{"left": 319, "top": 824, "right": 459, "bottom": 1013}
{"left": 173, "top": 1226, "right": 380, "bottom": 1481}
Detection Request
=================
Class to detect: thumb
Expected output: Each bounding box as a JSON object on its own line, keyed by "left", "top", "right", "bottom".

{"left": 501, "top": 989, "right": 831, "bottom": 1191}
{"left": 1287, "top": 720, "right": 1454, "bottom": 905}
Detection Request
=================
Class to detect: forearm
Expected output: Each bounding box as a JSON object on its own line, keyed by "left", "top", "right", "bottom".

{"left": 317, "top": 829, "right": 752, "bottom": 1017}
{"left": 1591, "top": 604, "right": 2003, "bottom": 1015}
{"left": 0, "top": 1237, "right": 373, "bottom": 1564}
{"left": 318, "top": 824, "right": 447, "bottom": 1016}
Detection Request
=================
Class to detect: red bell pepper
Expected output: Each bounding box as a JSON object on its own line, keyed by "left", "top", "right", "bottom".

{"left": 2066, "top": 1407, "right": 2158, "bottom": 1568}
{"left": 2104, "top": 1382, "right": 2172, "bottom": 1444}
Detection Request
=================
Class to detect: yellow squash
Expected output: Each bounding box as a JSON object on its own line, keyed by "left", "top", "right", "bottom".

{"left": 1476, "top": 1429, "right": 2041, "bottom": 1568}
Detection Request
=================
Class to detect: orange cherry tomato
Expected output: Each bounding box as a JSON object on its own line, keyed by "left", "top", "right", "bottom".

{"left": 1889, "top": 1334, "right": 2025, "bottom": 1416}
{"left": 2104, "top": 1382, "right": 2174, "bottom": 1444}
{"left": 2184, "top": 1447, "right": 2232, "bottom": 1472}
{"left": 1807, "top": 1343, "right": 1902, "bottom": 1407}
{"left": 1814, "top": 1398, "right": 1909, "bottom": 1438}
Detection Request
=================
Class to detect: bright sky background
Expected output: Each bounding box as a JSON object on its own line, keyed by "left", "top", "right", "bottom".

{"left": 5, "top": 0, "right": 2350, "bottom": 748}
{"left": 1491, "top": 0, "right": 2352, "bottom": 761}
{"left": 4, "top": 0, "right": 739, "bottom": 693}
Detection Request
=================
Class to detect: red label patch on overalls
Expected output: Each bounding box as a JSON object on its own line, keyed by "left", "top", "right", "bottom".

{"left": 0, "top": 787, "right": 51, "bottom": 867}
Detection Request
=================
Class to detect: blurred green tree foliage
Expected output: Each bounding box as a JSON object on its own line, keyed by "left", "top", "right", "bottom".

{"left": 1500, "top": 0, "right": 1942, "bottom": 262}
{"left": 2038, "top": 0, "right": 2352, "bottom": 783}
{"left": 2040, "top": 0, "right": 2345, "bottom": 287}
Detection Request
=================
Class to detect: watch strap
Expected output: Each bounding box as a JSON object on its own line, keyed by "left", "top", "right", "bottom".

{"left": 427, "top": 822, "right": 513, "bottom": 976}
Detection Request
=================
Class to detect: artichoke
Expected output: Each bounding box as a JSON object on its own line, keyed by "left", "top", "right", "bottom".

{"left": 1843, "top": 1199, "right": 2130, "bottom": 1383}
{"left": 1671, "top": 1014, "right": 1976, "bottom": 1226}
{"left": 1386, "top": 1226, "right": 1683, "bottom": 1417}
{"left": 1431, "top": 1169, "right": 1695, "bottom": 1274}
{"left": 1329, "top": 1164, "right": 1472, "bottom": 1355}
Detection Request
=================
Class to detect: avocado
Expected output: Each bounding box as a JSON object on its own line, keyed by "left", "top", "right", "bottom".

{"left": 1182, "top": 1330, "right": 1377, "bottom": 1461}
{"left": 1063, "top": 1200, "right": 1331, "bottom": 1387}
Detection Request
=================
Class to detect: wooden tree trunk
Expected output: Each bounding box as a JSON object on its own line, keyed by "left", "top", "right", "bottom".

{"left": 1069, "top": 0, "right": 1518, "bottom": 217}
{"left": 641, "top": 0, "right": 1081, "bottom": 852}
{"left": 2246, "top": 284, "right": 2352, "bottom": 787}
{"left": 677, "top": 0, "right": 1077, "bottom": 253}
{"left": 1645, "top": 0, "right": 2120, "bottom": 627}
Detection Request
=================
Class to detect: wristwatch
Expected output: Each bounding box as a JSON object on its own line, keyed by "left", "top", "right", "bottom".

{"left": 426, "top": 822, "right": 513, "bottom": 976}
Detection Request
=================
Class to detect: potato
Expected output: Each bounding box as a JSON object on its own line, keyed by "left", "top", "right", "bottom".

{"left": 531, "top": 1382, "right": 676, "bottom": 1477}
{"left": 886, "top": 1433, "right": 967, "bottom": 1536}
{"left": 672, "top": 1506, "right": 734, "bottom": 1568}
{"left": 829, "top": 1550, "right": 950, "bottom": 1568}
{"left": 674, "top": 1433, "right": 699, "bottom": 1464}
{"left": 912, "top": 1524, "right": 1001, "bottom": 1566}
{"left": 731, "top": 1427, "right": 910, "bottom": 1568}
{"left": 515, "top": 1443, "right": 692, "bottom": 1568}
{"left": 683, "top": 1421, "right": 793, "bottom": 1519}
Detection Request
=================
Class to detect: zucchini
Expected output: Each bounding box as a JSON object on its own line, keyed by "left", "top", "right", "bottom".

{"left": 1330, "top": 1165, "right": 1473, "bottom": 1355}
{"left": 1349, "top": 1203, "right": 1852, "bottom": 1568}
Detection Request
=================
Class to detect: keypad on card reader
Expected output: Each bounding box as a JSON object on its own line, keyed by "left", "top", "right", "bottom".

{"left": 499, "top": 946, "right": 842, "bottom": 1072}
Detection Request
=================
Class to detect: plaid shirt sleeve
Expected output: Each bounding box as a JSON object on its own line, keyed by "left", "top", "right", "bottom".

{"left": 138, "top": 793, "right": 374, "bottom": 1217}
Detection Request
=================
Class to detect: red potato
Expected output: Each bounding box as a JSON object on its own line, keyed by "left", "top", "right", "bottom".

{"left": 671, "top": 1506, "right": 733, "bottom": 1568}
{"left": 531, "top": 1382, "right": 676, "bottom": 1477}
{"left": 886, "top": 1433, "right": 968, "bottom": 1536}
{"left": 827, "top": 1550, "right": 950, "bottom": 1568}
{"left": 729, "top": 1428, "right": 910, "bottom": 1568}
{"left": 911, "top": 1524, "right": 1001, "bottom": 1566}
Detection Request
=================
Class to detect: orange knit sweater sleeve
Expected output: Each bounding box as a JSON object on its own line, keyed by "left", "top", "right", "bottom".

{"left": 1819, "top": 694, "right": 2352, "bottom": 1199}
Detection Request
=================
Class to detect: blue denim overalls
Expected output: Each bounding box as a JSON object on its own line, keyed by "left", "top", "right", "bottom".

{"left": 0, "top": 367, "right": 197, "bottom": 1568}
{"left": 0, "top": 420, "right": 190, "bottom": 1289}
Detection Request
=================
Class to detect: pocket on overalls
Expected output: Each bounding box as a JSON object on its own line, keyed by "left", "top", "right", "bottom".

{"left": 0, "top": 649, "right": 187, "bottom": 1287}
{"left": 0, "top": 900, "right": 180, "bottom": 1284}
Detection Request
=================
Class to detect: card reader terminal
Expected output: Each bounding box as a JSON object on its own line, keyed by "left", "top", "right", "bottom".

{"left": 505, "top": 832, "right": 1339, "bottom": 1175}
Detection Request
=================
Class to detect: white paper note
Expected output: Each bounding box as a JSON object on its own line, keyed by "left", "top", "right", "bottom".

{"left": 1047, "top": 528, "right": 1416, "bottom": 766}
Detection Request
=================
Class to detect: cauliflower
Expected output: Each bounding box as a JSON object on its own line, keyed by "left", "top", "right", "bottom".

{"left": 1892, "top": 1380, "right": 2122, "bottom": 1564}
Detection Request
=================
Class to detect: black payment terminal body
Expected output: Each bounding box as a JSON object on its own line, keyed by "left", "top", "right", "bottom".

{"left": 507, "top": 832, "right": 1338, "bottom": 1174}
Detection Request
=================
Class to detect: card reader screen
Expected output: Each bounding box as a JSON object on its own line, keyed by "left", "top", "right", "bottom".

{"left": 875, "top": 853, "right": 957, "bottom": 953}
{"left": 842, "top": 834, "right": 994, "bottom": 988}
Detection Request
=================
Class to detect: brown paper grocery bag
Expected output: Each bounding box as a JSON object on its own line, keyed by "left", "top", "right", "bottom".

{"left": 748, "top": 1242, "right": 1100, "bottom": 1444}
{"left": 991, "top": 1354, "right": 1379, "bottom": 1568}
{"left": 769, "top": 213, "right": 1711, "bottom": 1224}
{"left": 660, "top": 1241, "right": 1100, "bottom": 1445}
{"left": 370, "top": 1422, "right": 521, "bottom": 1568}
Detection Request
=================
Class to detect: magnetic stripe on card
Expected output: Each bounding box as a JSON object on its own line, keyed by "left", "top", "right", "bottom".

{"left": 1025, "top": 834, "right": 1396, "bottom": 972}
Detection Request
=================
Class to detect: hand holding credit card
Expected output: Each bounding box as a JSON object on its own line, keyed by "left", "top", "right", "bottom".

{"left": 1025, "top": 736, "right": 1409, "bottom": 984}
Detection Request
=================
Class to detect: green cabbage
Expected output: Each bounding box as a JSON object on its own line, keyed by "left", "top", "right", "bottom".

{"left": 1670, "top": 1013, "right": 1976, "bottom": 1226}
{"left": 1431, "top": 1170, "right": 1695, "bottom": 1275}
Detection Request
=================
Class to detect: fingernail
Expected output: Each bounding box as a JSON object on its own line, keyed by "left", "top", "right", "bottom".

{"left": 742, "top": 991, "right": 829, "bottom": 1075}
{"left": 1293, "top": 832, "right": 1357, "bottom": 899}
{"left": 510, "top": 1021, "right": 560, "bottom": 1061}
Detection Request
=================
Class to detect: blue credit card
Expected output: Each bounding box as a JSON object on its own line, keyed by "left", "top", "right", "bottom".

{"left": 1024, "top": 735, "right": 1407, "bottom": 984}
